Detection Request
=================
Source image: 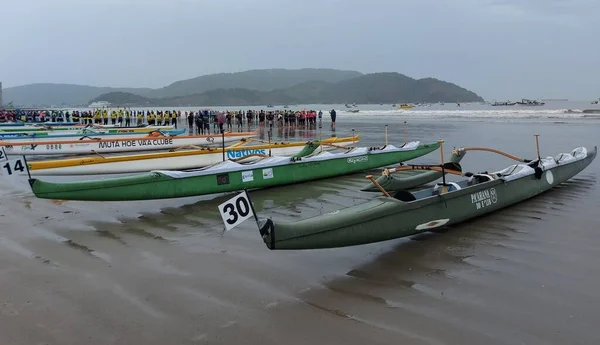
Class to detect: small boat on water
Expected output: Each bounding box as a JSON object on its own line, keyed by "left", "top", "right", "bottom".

{"left": 25, "top": 135, "right": 359, "bottom": 176}
{"left": 491, "top": 101, "right": 516, "bottom": 106}
{"left": 516, "top": 99, "right": 545, "bottom": 106}
{"left": 397, "top": 104, "right": 413, "bottom": 109}
{"left": 0, "top": 129, "right": 186, "bottom": 143}
{"left": 1, "top": 131, "right": 256, "bottom": 156}
{"left": 89, "top": 101, "right": 111, "bottom": 108}
{"left": 27, "top": 140, "right": 440, "bottom": 201}
{"left": 254, "top": 139, "right": 596, "bottom": 250}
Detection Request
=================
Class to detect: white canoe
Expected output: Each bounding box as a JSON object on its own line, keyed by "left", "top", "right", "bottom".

{"left": 27, "top": 136, "right": 359, "bottom": 176}
{"left": 0, "top": 124, "right": 174, "bottom": 133}
{"left": 2, "top": 131, "right": 257, "bottom": 156}
{"left": 0, "top": 129, "right": 187, "bottom": 145}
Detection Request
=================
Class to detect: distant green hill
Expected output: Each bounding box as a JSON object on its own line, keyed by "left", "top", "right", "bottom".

{"left": 90, "top": 72, "right": 483, "bottom": 106}
{"left": 2, "top": 83, "right": 153, "bottom": 107}
{"left": 145, "top": 68, "right": 363, "bottom": 98}
{"left": 3, "top": 68, "right": 363, "bottom": 107}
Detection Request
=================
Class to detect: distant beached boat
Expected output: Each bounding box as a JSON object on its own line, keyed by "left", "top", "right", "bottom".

{"left": 88, "top": 101, "right": 111, "bottom": 108}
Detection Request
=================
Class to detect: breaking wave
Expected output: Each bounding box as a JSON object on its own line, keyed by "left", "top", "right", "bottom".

{"left": 337, "top": 108, "right": 599, "bottom": 119}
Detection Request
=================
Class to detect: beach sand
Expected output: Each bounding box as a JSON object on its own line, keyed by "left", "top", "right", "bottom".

{"left": 0, "top": 118, "right": 598, "bottom": 345}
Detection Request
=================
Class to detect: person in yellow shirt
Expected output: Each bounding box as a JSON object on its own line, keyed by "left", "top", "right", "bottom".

{"left": 172, "top": 110, "right": 178, "bottom": 128}
{"left": 118, "top": 110, "right": 123, "bottom": 126}
{"left": 124, "top": 110, "right": 130, "bottom": 127}
{"left": 157, "top": 111, "right": 162, "bottom": 126}
{"left": 137, "top": 111, "right": 143, "bottom": 125}
{"left": 148, "top": 112, "right": 155, "bottom": 126}
{"left": 103, "top": 110, "right": 109, "bottom": 125}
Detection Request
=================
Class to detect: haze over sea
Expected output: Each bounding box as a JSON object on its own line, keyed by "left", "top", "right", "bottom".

{"left": 0, "top": 109, "right": 599, "bottom": 344}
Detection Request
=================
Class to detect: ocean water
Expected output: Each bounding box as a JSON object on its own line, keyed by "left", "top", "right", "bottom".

{"left": 69, "top": 100, "right": 600, "bottom": 121}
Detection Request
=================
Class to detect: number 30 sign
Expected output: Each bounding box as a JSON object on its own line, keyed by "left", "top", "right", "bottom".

{"left": 217, "top": 191, "right": 255, "bottom": 231}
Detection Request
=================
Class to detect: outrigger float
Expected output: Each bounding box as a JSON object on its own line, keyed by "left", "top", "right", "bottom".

{"left": 1, "top": 131, "right": 257, "bottom": 156}
{"left": 27, "top": 140, "right": 440, "bottom": 201}
{"left": 253, "top": 136, "right": 597, "bottom": 250}
{"left": 24, "top": 135, "right": 359, "bottom": 175}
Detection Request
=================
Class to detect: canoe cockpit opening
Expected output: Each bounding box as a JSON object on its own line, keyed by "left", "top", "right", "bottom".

{"left": 393, "top": 190, "right": 416, "bottom": 202}
{"left": 466, "top": 173, "right": 495, "bottom": 186}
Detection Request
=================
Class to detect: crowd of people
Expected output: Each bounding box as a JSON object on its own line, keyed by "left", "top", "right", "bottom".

{"left": 0, "top": 108, "right": 339, "bottom": 133}
{"left": 187, "top": 109, "right": 335, "bottom": 134}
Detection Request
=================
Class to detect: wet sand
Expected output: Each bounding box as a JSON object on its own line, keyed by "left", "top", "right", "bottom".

{"left": 1, "top": 118, "right": 599, "bottom": 345}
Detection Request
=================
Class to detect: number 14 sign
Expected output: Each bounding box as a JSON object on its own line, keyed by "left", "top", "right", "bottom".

{"left": 0, "top": 147, "right": 30, "bottom": 180}
{"left": 218, "top": 190, "right": 257, "bottom": 231}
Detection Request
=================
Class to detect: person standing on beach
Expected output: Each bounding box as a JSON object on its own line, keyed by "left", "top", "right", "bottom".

{"left": 329, "top": 109, "right": 336, "bottom": 130}
{"left": 202, "top": 110, "right": 210, "bottom": 135}
{"left": 217, "top": 111, "right": 225, "bottom": 133}
{"left": 318, "top": 110, "right": 323, "bottom": 127}
{"left": 196, "top": 111, "right": 204, "bottom": 134}
{"left": 188, "top": 111, "right": 195, "bottom": 133}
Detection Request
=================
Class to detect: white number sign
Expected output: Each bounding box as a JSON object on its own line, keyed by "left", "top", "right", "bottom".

{"left": 218, "top": 191, "right": 255, "bottom": 231}
{"left": 0, "top": 147, "right": 7, "bottom": 162}
{"left": 0, "top": 156, "right": 28, "bottom": 180}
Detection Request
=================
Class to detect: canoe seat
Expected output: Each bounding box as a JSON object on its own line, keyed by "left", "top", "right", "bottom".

{"left": 554, "top": 153, "right": 574, "bottom": 164}
{"left": 493, "top": 164, "right": 535, "bottom": 181}
{"left": 432, "top": 182, "right": 461, "bottom": 195}
{"left": 572, "top": 147, "right": 587, "bottom": 159}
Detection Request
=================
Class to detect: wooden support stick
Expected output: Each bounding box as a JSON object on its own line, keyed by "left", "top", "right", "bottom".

{"left": 534, "top": 134, "right": 541, "bottom": 161}
{"left": 366, "top": 175, "right": 392, "bottom": 197}
{"left": 385, "top": 125, "right": 388, "bottom": 146}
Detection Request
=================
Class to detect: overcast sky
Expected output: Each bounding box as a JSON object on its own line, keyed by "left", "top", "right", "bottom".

{"left": 1, "top": 0, "right": 598, "bottom": 100}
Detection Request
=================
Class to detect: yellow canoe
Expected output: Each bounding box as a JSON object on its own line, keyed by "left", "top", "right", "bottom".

{"left": 28, "top": 135, "right": 360, "bottom": 176}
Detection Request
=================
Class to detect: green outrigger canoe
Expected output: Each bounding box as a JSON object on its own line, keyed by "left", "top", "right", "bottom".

{"left": 28, "top": 140, "right": 440, "bottom": 201}
{"left": 256, "top": 144, "right": 597, "bottom": 250}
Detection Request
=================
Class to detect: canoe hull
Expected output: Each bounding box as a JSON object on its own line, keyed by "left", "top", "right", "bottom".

{"left": 29, "top": 142, "right": 440, "bottom": 201}
{"left": 28, "top": 141, "right": 347, "bottom": 175}
{"left": 0, "top": 129, "right": 186, "bottom": 143}
{"left": 0, "top": 125, "right": 174, "bottom": 134}
{"left": 259, "top": 146, "right": 597, "bottom": 250}
{"left": 26, "top": 136, "right": 358, "bottom": 175}
{"left": 2, "top": 132, "right": 256, "bottom": 156}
